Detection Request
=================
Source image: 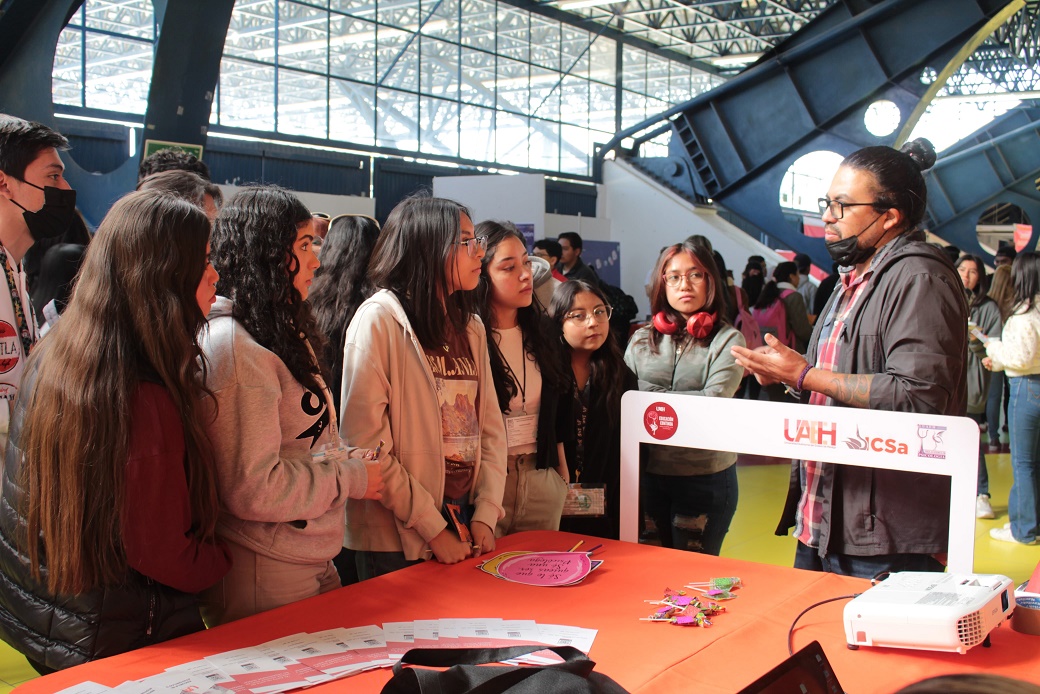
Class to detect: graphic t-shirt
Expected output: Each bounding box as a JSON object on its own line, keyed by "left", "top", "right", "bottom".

{"left": 424, "top": 340, "right": 479, "bottom": 499}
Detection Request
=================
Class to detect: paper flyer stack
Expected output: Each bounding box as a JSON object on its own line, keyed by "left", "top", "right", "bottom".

{"left": 55, "top": 620, "right": 597, "bottom": 694}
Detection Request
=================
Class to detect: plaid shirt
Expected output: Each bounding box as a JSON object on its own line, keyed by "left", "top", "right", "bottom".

{"left": 794, "top": 243, "right": 896, "bottom": 547}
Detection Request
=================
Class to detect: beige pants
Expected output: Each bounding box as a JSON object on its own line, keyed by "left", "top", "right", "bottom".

{"left": 200, "top": 537, "right": 341, "bottom": 626}
{"left": 496, "top": 453, "right": 568, "bottom": 537}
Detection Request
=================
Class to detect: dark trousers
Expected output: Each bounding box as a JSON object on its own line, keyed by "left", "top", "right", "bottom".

{"left": 641, "top": 465, "right": 738, "bottom": 556}
{"left": 794, "top": 542, "right": 944, "bottom": 580}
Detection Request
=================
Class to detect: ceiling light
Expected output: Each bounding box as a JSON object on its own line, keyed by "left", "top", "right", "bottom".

{"left": 707, "top": 52, "right": 762, "bottom": 68}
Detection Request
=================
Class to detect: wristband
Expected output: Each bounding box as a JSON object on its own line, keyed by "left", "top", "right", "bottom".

{"left": 796, "top": 364, "right": 813, "bottom": 391}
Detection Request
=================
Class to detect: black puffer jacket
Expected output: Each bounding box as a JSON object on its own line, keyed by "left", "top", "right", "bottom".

{"left": 0, "top": 367, "right": 205, "bottom": 671}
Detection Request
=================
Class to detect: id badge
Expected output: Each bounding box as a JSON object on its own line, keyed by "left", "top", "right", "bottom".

{"left": 562, "top": 483, "right": 606, "bottom": 517}
{"left": 505, "top": 413, "right": 538, "bottom": 448}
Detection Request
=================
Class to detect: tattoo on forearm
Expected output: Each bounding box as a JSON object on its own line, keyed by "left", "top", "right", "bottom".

{"left": 823, "top": 373, "right": 873, "bottom": 408}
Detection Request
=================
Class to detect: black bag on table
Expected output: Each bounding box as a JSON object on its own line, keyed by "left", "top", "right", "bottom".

{"left": 381, "top": 644, "right": 631, "bottom": 694}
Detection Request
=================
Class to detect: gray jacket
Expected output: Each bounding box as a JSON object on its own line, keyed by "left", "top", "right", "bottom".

{"left": 624, "top": 323, "right": 745, "bottom": 475}
{"left": 966, "top": 296, "right": 1001, "bottom": 414}
{"left": 778, "top": 230, "right": 968, "bottom": 557}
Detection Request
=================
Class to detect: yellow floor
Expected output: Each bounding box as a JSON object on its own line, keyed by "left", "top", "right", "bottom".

{"left": 0, "top": 451, "right": 1035, "bottom": 688}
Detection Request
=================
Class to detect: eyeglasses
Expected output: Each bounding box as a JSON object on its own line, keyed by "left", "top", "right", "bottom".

{"left": 457, "top": 235, "right": 489, "bottom": 257}
{"left": 662, "top": 271, "right": 706, "bottom": 287}
{"left": 818, "top": 197, "right": 880, "bottom": 219}
{"left": 564, "top": 306, "right": 613, "bottom": 324}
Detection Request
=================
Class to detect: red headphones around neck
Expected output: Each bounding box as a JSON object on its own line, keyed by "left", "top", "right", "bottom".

{"left": 652, "top": 311, "right": 716, "bottom": 339}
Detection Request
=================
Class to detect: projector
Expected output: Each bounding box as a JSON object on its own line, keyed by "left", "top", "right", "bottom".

{"left": 843, "top": 572, "right": 1015, "bottom": 654}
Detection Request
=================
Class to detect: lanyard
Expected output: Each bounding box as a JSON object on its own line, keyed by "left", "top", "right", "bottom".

{"left": 0, "top": 248, "right": 33, "bottom": 359}
{"left": 501, "top": 328, "right": 528, "bottom": 414}
{"left": 573, "top": 380, "right": 589, "bottom": 481}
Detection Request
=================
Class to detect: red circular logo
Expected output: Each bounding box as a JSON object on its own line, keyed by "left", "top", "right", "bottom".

{"left": 644, "top": 402, "right": 678, "bottom": 440}
{"left": 0, "top": 321, "right": 19, "bottom": 374}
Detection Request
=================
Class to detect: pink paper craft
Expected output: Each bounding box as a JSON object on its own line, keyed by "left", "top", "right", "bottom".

{"left": 495, "top": 551, "right": 593, "bottom": 587}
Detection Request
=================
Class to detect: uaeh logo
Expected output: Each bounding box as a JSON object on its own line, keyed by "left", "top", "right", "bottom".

{"left": 783, "top": 419, "right": 837, "bottom": 447}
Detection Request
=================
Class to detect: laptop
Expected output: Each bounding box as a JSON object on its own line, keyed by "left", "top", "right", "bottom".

{"left": 736, "top": 641, "right": 845, "bottom": 694}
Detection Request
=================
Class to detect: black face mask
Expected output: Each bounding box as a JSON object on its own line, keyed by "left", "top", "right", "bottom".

{"left": 825, "top": 213, "right": 885, "bottom": 267}
{"left": 8, "top": 179, "right": 78, "bottom": 241}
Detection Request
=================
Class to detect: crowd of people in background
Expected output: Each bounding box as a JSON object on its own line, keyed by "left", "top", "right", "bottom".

{"left": 0, "top": 113, "right": 1035, "bottom": 677}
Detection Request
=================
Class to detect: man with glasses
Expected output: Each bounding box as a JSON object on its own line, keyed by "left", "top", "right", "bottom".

{"left": 733, "top": 140, "right": 967, "bottom": 579}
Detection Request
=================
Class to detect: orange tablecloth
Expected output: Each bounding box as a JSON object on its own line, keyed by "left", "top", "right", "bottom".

{"left": 17, "top": 531, "right": 1040, "bottom": 693}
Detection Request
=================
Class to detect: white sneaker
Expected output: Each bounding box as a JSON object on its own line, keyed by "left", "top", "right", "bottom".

{"left": 989, "top": 526, "right": 1037, "bottom": 545}
{"left": 976, "top": 495, "right": 995, "bottom": 519}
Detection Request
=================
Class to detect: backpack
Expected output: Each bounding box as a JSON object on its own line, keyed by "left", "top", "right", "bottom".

{"left": 733, "top": 290, "right": 763, "bottom": 351}
{"left": 752, "top": 289, "right": 795, "bottom": 348}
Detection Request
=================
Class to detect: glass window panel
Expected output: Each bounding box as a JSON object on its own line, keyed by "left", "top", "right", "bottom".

{"left": 693, "top": 71, "right": 723, "bottom": 97}
{"left": 496, "top": 57, "right": 528, "bottom": 114}
{"left": 377, "top": 26, "right": 419, "bottom": 91}
{"left": 497, "top": 9, "right": 529, "bottom": 62}
{"left": 530, "top": 17, "right": 560, "bottom": 71}
{"left": 379, "top": 0, "right": 420, "bottom": 29}
{"left": 329, "top": 15, "right": 377, "bottom": 82}
{"left": 460, "top": 47, "right": 495, "bottom": 107}
{"left": 589, "top": 36, "right": 615, "bottom": 85}
{"left": 219, "top": 57, "right": 276, "bottom": 131}
{"left": 646, "top": 54, "right": 671, "bottom": 101}
{"left": 210, "top": 83, "right": 219, "bottom": 124}
{"left": 529, "top": 66, "right": 559, "bottom": 120}
{"left": 84, "top": 0, "right": 154, "bottom": 39}
{"left": 560, "top": 76, "right": 589, "bottom": 129}
{"left": 460, "top": 0, "right": 496, "bottom": 51}
{"left": 643, "top": 128, "right": 670, "bottom": 158}
{"left": 423, "top": 0, "right": 460, "bottom": 42}
{"left": 459, "top": 104, "right": 494, "bottom": 161}
{"left": 495, "top": 110, "right": 529, "bottom": 168}
{"left": 83, "top": 32, "right": 152, "bottom": 113}
{"left": 622, "top": 45, "right": 646, "bottom": 94}
{"left": 560, "top": 123, "right": 591, "bottom": 176}
{"left": 560, "top": 28, "right": 590, "bottom": 79}
{"left": 621, "top": 89, "right": 646, "bottom": 130}
{"left": 669, "top": 64, "right": 693, "bottom": 104}
{"left": 420, "top": 96, "right": 459, "bottom": 157}
{"left": 277, "top": 68, "right": 328, "bottom": 138}
{"left": 52, "top": 26, "right": 83, "bottom": 108}
{"left": 530, "top": 118, "right": 559, "bottom": 172}
{"left": 331, "top": 0, "right": 377, "bottom": 21}
{"left": 645, "top": 95, "right": 668, "bottom": 120}
{"left": 589, "top": 81, "right": 615, "bottom": 133}
{"left": 376, "top": 88, "right": 419, "bottom": 149}
{"left": 277, "top": 1, "right": 328, "bottom": 73}
{"left": 420, "top": 37, "right": 459, "bottom": 99}
{"left": 225, "top": 0, "right": 276, "bottom": 62}
{"left": 329, "top": 78, "right": 376, "bottom": 145}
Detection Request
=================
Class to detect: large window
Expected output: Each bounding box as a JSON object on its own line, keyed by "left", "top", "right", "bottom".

{"left": 52, "top": 0, "right": 716, "bottom": 178}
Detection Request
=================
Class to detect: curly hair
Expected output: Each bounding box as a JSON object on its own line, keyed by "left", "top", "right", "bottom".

{"left": 474, "top": 220, "right": 568, "bottom": 412}
{"left": 309, "top": 214, "right": 381, "bottom": 411}
{"left": 549, "top": 279, "right": 628, "bottom": 427}
{"left": 21, "top": 190, "right": 218, "bottom": 594}
{"left": 368, "top": 193, "right": 475, "bottom": 350}
{"left": 211, "top": 186, "right": 326, "bottom": 393}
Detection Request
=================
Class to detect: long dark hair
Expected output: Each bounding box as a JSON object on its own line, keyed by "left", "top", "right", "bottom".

{"left": 1011, "top": 251, "right": 1040, "bottom": 314}
{"left": 21, "top": 190, "right": 218, "bottom": 594}
{"left": 647, "top": 240, "right": 730, "bottom": 352}
{"left": 211, "top": 186, "right": 325, "bottom": 393}
{"left": 369, "top": 193, "right": 474, "bottom": 350}
{"left": 754, "top": 261, "right": 798, "bottom": 310}
{"left": 550, "top": 280, "right": 627, "bottom": 426}
{"left": 474, "top": 220, "right": 567, "bottom": 411}
{"left": 988, "top": 264, "right": 1015, "bottom": 321}
{"left": 955, "top": 254, "right": 991, "bottom": 313}
{"left": 309, "top": 214, "right": 381, "bottom": 409}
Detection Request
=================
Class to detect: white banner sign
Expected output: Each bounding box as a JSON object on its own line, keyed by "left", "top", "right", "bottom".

{"left": 620, "top": 391, "right": 978, "bottom": 573}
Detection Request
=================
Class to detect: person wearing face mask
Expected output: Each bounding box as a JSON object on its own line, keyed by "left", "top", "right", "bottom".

{"left": 732, "top": 138, "right": 968, "bottom": 579}
{"left": 0, "top": 115, "right": 75, "bottom": 438}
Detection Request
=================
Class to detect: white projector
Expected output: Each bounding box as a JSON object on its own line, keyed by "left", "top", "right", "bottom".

{"left": 843, "top": 572, "right": 1015, "bottom": 654}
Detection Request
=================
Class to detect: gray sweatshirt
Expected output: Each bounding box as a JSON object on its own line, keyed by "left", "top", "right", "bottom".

{"left": 201, "top": 296, "right": 367, "bottom": 564}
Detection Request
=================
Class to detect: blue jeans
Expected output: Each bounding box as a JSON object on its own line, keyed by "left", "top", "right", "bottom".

{"left": 969, "top": 412, "right": 988, "bottom": 495}
{"left": 794, "top": 542, "right": 944, "bottom": 579}
{"left": 641, "top": 465, "right": 738, "bottom": 556}
{"left": 1008, "top": 376, "right": 1040, "bottom": 542}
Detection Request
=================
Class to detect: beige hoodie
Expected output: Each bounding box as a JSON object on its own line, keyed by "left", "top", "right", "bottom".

{"left": 201, "top": 296, "right": 368, "bottom": 564}
{"left": 340, "top": 290, "right": 507, "bottom": 560}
